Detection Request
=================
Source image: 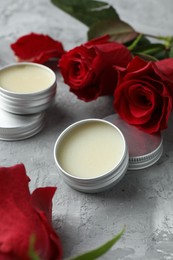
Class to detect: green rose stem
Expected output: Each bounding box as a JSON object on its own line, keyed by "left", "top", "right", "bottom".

{"left": 127, "top": 34, "right": 173, "bottom": 60}
{"left": 28, "top": 235, "right": 40, "bottom": 260}
{"left": 147, "top": 35, "right": 173, "bottom": 49}
{"left": 127, "top": 34, "right": 143, "bottom": 51}
{"left": 128, "top": 34, "right": 173, "bottom": 52}
{"left": 69, "top": 227, "right": 125, "bottom": 260}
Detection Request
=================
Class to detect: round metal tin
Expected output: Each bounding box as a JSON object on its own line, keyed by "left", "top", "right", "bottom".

{"left": 104, "top": 114, "right": 163, "bottom": 170}
{"left": 54, "top": 119, "right": 129, "bottom": 193}
{"left": 0, "top": 109, "right": 45, "bottom": 141}
{"left": 0, "top": 62, "right": 57, "bottom": 114}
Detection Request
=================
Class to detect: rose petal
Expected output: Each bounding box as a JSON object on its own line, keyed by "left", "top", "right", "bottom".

{"left": 84, "top": 34, "right": 110, "bottom": 47}
{"left": 31, "top": 187, "right": 57, "bottom": 224}
{"left": 156, "top": 58, "right": 173, "bottom": 81}
{"left": 124, "top": 57, "right": 153, "bottom": 81}
{"left": 11, "top": 33, "right": 65, "bottom": 64}
{"left": 128, "top": 84, "right": 154, "bottom": 116}
{"left": 0, "top": 164, "right": 30, "bottom": 207}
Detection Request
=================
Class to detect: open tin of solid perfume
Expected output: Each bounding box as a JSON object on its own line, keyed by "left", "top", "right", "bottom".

{"left": 54, "top": 116, "right": 163, "bottom": 193}
{"left": 0, "top": 62, "right": 57, "bottom": 114}
{"left": 54, "top": 119, "right": 129, "bottom": 193}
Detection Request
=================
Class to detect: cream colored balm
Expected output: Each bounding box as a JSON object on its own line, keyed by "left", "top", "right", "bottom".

{"left": 57, "top": 121, "right": 125, "bottom": 178}
{"left": 0, "top": 64, "right": 54, "bottom": 94}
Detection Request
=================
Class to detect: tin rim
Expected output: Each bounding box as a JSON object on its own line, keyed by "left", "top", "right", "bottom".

{"left": 59, "top": 149, "right": 129, "bottom": 193}
{"left": 0, "top": 62, "right": 56, "bottom": 96}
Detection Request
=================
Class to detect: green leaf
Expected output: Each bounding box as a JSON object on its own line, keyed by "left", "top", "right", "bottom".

{"left": 131, "top": 43, "right": 170, "bottom": 60}
{"left": 134, "top": 53, "right": 158, "bottom": 62}
{"left": 168, "top": 38, "right": 173, "bottom": 58}
{"left": 69, "top": 228, "right": 125, "bottom": 260}
{"left": 169, "top": 46, "right": 173, "bottom": 58}
{"left": 132, "top": 43, "right": 165, "bottom": 54}
{"left": 88, "top": 19, "right": 137, "bottom": 43}
{"left": 51, "top": 0, "right": 119, "bottom": 27}
{"left": 154, "top": 49, "right": 169, "bottom": 60}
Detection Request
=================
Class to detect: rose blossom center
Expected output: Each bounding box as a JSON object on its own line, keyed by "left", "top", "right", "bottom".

{"left": 131, "top": 86, "right": 152, "bottom": 108}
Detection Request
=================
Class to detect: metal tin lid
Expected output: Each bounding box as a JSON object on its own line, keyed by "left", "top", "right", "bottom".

{"left": 104, "top": 114, "right": 163, "bottom": 170}
{"left": 0, "top": 109, "right": 45, "bottom": 141}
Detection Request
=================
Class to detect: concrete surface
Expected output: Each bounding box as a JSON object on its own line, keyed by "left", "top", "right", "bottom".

{"left": 1, "top": 0, "right": 173, "bottom": 259}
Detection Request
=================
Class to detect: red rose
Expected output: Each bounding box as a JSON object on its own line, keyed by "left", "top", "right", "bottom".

{"left": 11, "top": 33, "right": 65, "bottom": 64}
{"left": 114, "top": 56, "right": 173, "bottom": 134}
{"left": 59, "top": 35, "right": 132, "bottom": 101}
{"left": 0, "top": 164, "right": 62, "bottom": 260}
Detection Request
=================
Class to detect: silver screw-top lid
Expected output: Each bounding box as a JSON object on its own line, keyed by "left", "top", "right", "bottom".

{"left": 104, "top": 114, "right": 163, "bottom": 170}
{"left": 0, "top": 108, "right": 45, "bottom": 141}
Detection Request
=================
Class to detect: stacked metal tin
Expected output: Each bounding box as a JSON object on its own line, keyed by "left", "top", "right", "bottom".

{"left": 0, "top": 62, "right": 57, "bottom": 141}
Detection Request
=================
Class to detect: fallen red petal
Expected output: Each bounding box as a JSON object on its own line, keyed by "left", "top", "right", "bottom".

{"left": 11, "top": 33, "right": 66, "bottom": 64}
{"left": 31, "top": 187, "right": 57, "bottom": 224}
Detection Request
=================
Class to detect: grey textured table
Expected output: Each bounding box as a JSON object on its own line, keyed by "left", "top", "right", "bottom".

{"left": 1, "top": 1, "right": 173, "bottom": 259}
